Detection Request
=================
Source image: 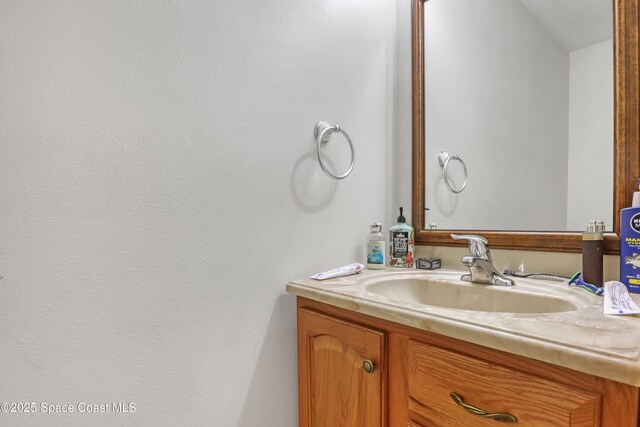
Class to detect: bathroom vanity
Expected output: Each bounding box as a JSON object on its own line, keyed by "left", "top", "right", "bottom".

{"left": 327, "top": 0, "right": 640, "bottom": 424}
{"left": 288, "top": 270, "right": 640, "bottom": 426}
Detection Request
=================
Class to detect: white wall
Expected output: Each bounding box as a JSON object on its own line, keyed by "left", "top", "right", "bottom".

{"left": 566, "top": 39, "right": 614, "bottom": 231}
{"left": 0, "top": 1, "right": 397, "bottom": 426}
{"left": 424, "top": 0, "right": 570, "bottom": 231}
{"left": 393, "top": 0, "right": 414, "bottom": 225}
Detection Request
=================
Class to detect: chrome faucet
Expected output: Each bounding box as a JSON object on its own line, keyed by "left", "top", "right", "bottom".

{"left": 451, "top": 234, "right": 515, "bottom": 286}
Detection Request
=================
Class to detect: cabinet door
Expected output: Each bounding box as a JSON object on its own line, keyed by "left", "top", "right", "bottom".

{"left": 298, "top": 308, "right": 385, "bottom": 427}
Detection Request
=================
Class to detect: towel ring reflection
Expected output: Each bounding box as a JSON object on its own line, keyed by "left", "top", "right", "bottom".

{"left": 314, "top": 121, "right": 355, "bottom": 180}
{"left": 438, "top": 151, "right": 468, "bottom": 193}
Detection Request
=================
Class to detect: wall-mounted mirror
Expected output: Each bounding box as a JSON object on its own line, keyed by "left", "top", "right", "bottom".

{"left": 425, "top": 0, "right": 613, "bottom": 231}
{"left": 411, "top": 0, "right": 640, "bottom": 253}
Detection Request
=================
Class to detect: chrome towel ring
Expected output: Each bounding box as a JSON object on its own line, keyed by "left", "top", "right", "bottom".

{"left": 438, "top": 151, "right": 468, "bottom": 193}
{"left": 314, "top": 121, "right": 355, "bottom": 180}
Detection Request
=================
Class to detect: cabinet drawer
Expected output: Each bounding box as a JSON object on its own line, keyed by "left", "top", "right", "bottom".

{"left": 407, "top": 339, "right": 601, "bottom": 427}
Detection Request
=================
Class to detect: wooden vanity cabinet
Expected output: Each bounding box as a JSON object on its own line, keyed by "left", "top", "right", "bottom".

{"left": 296, "top": 297, "right": 640, "bottom": 427}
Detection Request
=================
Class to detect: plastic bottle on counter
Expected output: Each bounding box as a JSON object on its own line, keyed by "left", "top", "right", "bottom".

{"left": 366, "top": 223, "right": 385, "bottom": 270}
{"left": 582, "top": 220, "right": 604, "bottom": 287}
{"left": 621, "top": 178, "right": 640, "bottom": 293}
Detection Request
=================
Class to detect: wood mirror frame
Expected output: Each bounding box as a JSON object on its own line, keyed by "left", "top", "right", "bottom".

{"left": 411, "top": 0, "right": 640, "bottom": 254}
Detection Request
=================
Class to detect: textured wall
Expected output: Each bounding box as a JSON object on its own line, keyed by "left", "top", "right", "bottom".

{"left": 0, "top": 1, "right": 397, "bottom": 425}
{"left": 392, "top": 0, "right": 413, "bottom": 224}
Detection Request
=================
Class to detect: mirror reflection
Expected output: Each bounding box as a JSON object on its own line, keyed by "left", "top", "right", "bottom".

{"left": 423, "top": 0, "right": 613, "bottom": 232}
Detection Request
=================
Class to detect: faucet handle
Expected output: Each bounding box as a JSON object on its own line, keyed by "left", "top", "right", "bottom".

{"left": 451, "top": 234, "right": 490, "bottom": 259}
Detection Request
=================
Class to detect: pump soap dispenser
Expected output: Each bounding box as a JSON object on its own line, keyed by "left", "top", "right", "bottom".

{"left": 389, "top": 207, "right": 414, "bottom": 268}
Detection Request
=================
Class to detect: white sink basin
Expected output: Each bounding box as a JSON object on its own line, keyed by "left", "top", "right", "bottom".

{"left": 365, "top": 274, "right": 582, "bottom": 313}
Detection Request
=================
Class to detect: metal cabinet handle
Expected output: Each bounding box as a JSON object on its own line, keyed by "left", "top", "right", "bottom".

{"left": 363, "top": 359, "right": 375, "bottom": 374}
{"left": 450, "top": 392, "right": 517, "bottom": 423}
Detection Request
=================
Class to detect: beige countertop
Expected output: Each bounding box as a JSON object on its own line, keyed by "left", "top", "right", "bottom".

{"left": 286, "top": 268, "right": 640, "bottom": 387}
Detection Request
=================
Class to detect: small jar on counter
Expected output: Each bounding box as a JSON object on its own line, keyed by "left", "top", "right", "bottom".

{"left": 582, "top": 220, "right": 604, "bottom": 286}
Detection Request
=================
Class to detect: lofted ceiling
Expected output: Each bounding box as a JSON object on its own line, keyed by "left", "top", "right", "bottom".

{"left": 517, "top": 0, "right": 613, "bottom": 51}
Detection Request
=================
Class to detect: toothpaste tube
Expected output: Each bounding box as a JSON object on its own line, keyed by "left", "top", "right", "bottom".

{"left": 310, "top": 263, "right": 365, "bottom": 281}
{"left": 567, "top": 272, "right": 604, "bottom": 296}
{"left": 604, "top": 281, "right": 640, "bottom": 315}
